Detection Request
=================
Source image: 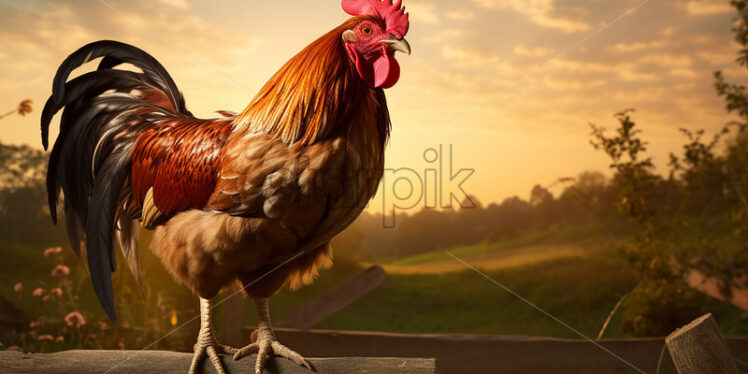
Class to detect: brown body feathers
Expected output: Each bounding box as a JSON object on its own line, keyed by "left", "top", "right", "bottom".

{"left": 147, "top": 16, "right": 390, "bottom": 299}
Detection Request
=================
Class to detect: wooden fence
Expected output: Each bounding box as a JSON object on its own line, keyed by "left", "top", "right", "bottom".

{"left": 259, "top": 326, "right": 748, "bottom": 374}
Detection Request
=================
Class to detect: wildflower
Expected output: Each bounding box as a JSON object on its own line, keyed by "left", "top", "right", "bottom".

{"left": 170, "top": 310, "right": 178, "bottom": 326}
{"left": 117, "top": 341, "right": 125, "bottom": 350}
{"left": 55, "top": 336, "right": 64, "bottom": 343}
{"left": 6, "top": 346, "right": 22, "bottom": 352}
{"left": 17, "top": 99, "right": 33, "bottom": 116}
{"left": 50, "top": 288, "right": 63, "bottom": 297}
{"left": 13, "top": 283, "right": 22, "bottom": 292}
{"left": 32, "top": 288, "right": 44, "bottom": 297}
{"left": 51, "top": 265, "right": 70, "bottom": 277}
{"left": 43, "top": 246, "right": 63, "bottom": 257}
{"left": 97, "top": 321, "right": 110, "bottom": 330}
{"left": 37, "top": 334, "right": 54, "bottom": 341}
{"left": 64, "top": 311, "right": 86, "bottom": 328}
{"left": 29, "top": 321, "right": 39, "bottom": 329}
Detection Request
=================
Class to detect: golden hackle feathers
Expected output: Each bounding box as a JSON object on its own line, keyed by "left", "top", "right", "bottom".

{"left": 235, "top": 16, "right": 380, "bottom": 145}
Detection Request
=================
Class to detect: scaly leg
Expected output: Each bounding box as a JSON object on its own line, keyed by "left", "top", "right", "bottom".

{"left": 188, "top": 297, "right": 239, "bottom": 374}
{"left": 233, "top": 297, "right": 311, "bottom": 374}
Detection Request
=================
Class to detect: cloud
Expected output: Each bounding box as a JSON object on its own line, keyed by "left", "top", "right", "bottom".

{"left": 669, "top": 68, "right": 700, "bottom": 78}
{"left": 445, "top": 9, "right": 475, "bottom": 21}
{"left": 472, "top": 0, "right": 590, "bottom": 32}
{"left": 638, "top": 53, "right": 694, "bottom": 68}
{"left": 156, "top": 0, "right": 190, "bottom": 9}
{"left": 405, "top": 1, "right": 440, "bottom": 24}
{"left": 542, "top": 77, "right": 606, "bottom": 91}
{"left": 514, "top": 44, "right": 554, "bottom": 57}
{"left": 441, "top": 45, "right": 499, "bottom": 66}
{"left": 607, "top": 41, "right": 666, "bottom": 53}
{"left": 685, "top": 1, "right": 732, "bottom": 15}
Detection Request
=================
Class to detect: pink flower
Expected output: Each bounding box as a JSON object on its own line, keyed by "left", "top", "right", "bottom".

{"left": 37, "top": 334, "right": 54, "bottom": 341}
{"left": 51, "top": 265, "right": 70, "bottom": 277}
{"left": 50, "top": 288, "right": 63, "bottom": 297}
{"left": 55, "top": 336, "right": 65, "bottom": 343}
{"left": 44, "top": 246, "right": 63, "bottom": 257}
{"left": 32, "top": 288, "right": 44, "bottom": 297}
{"left": 98, "top": 321, "right": 110, "bottom": 330}
{"left": 64, "top": 311, "right": 86, "bottom": 328}
{"left": 6, "top": 346, "right": 22, "bottom": 352}
{"left": 13, "top": 283, "right": 22, "bottom": 292}
{"left": 29, "top": 320, "right": 39, "bottom": 329}
{"left": 117, "top": 341, "right": 125, "bottom": 350}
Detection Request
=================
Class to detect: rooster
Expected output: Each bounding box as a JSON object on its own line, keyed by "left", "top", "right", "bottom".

{"left": 40, "top": 1, "right": 410, "bottom": 373}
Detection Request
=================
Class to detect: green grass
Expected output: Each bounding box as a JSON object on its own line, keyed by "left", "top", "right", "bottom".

{"left": 268, "top": 250, "right": 640, "bottom": 338}
{"left": 235, "top": 222, "right": 748, "bottom": 339}
{"left": 388, "top": 222, "right": 625, "bottom": 266}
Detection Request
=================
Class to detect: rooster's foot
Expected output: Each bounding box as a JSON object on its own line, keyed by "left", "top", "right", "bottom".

{"left": 233, "top": 327, "right": 311, "bottom": 374}
{"left": 188, "top": 340, "right": 238, "bottom": 374}
{"left": 188, "top": 297, "right": 239, "bottom": 374}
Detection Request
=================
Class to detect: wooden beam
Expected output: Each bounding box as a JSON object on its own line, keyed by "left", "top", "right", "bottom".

{"left": 243, "top": 327, "right": 748, "bottom": 374}
{"left": 666, "top": 313, "right": 739, "bottom": 374}
{"left": 275, "top": 265, "right": 386, "bottom": 330}
{"left": 0, "top": 350, "right": 438, "bottom": 374}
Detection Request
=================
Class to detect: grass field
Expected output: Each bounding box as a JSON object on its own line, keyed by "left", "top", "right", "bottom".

{"left": 3, "top": 222, "right": 747, "bottom": 355}
{"left": 249, "top": 234, "right": 637, "bottom": 338}
{"left": 237, "top": 224, "right": 748, "bottom": 339}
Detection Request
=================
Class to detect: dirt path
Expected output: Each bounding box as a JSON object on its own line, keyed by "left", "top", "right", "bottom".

{"left": 379, "top": 243, "right": 589, "bottom": 274}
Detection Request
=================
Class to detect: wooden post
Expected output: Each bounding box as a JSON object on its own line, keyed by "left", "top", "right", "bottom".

{"left": 275, "top": 265, "right": 386, "bottom": 330}
{"left": 665, "top": 313, "right": 739, "bottom": 374}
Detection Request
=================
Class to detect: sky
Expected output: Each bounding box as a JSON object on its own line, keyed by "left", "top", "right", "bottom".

{"left": 0, "top": 0, "right": 745, "bottom": 213}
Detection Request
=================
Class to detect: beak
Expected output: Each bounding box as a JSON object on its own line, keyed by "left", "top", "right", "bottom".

{"left": 380, "top": 38, "right": 411, "bottom": 55}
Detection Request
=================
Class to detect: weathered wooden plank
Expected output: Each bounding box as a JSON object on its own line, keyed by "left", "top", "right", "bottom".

{"left": 242, "top": 328, "right": 748, "bottom": 374}
{"left": 666, "top": 314, "right": 739, "bottom": 374}
{"left": 275, "top": 265, "right": 386, "bottom": 330}
{"left": 0, "top": 350, "right": 438, "bottom": 374}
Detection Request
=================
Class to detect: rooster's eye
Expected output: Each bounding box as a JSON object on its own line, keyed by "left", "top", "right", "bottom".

{"left": 361, "top": 26, "right": 373, "bottom": 36}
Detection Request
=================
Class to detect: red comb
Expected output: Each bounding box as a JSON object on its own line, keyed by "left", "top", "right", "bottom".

{"left": 342, "top": 0, "right": 410, "bottom": 38}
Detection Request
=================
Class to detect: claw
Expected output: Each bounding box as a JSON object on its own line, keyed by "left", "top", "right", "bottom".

{"left": 189, "top": 343, "right": 236, "bottom": 374}
{"left": 232, "top": 343, "right": 259, "bottom": 361}
{"left": 234, "top": 328, "right": 312, "bottom": 373}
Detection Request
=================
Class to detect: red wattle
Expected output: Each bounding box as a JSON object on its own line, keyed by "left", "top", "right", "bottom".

{"left": 372, "top": 53, "right": 391, "bottom": 88}
{"left": 380, "top": 55, "right": 400, "bottom": 89}
{"left": 347, "top": 44, "right": 400, "bottom": 89}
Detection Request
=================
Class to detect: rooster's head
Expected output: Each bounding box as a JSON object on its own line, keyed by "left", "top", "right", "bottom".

{"left": 341, "top": 0, "right": 411, "bottom": 89}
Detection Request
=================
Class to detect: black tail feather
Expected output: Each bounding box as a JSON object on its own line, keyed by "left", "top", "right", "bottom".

{"left": 42, "top": 40, "right": 190, "bottom": 320}
{"left": 50, "top": 40, "right": 183, "bottom": 114}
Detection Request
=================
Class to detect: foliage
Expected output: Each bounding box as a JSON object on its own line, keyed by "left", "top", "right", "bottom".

{"left": 1, "top": 243, "right": 195, "bottom": 353}
{"left": 586, "top": 1, "right": 748, "bottom": 335}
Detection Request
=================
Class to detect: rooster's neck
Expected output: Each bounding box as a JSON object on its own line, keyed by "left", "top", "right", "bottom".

{"left": 235, "top": 17, "right": 388, "bottom": 146}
